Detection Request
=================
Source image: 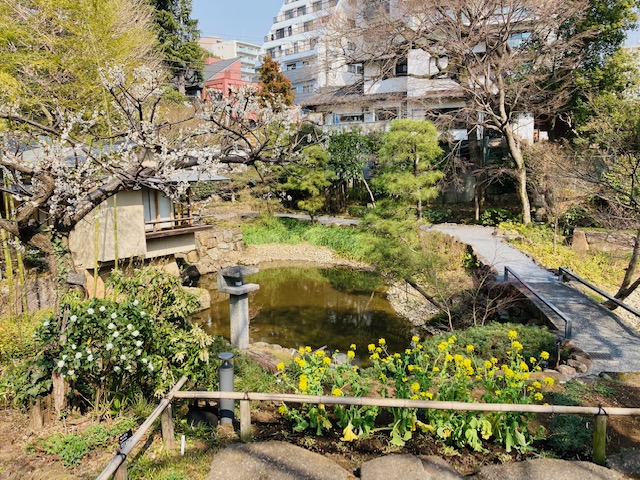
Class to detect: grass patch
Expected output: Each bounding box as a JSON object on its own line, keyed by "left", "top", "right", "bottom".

{"left": 0, "top": 309, "right": 52, "bottom": 363}
{"left": 36, "top": 416, "right": 136, "bottom": 467}
{"left": 498, "top": 222, "right": 628, "bottom": 292}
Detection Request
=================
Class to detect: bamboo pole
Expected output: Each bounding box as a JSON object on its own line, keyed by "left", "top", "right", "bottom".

{"left": 96, "top": 376, "right": 188, "bottom": 480}
{"left": 7, "top": 190, "right": 27, "bottom": 313}
{"left": 173, "top": 391, "right": 640, "bottom": 417}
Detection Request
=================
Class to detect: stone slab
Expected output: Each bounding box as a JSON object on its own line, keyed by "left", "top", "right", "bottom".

{"left": 471, "top": 458, "right": 624, "bottom": 480}
{"left": 206, "top": 441, "right": 355, "bottom": 480}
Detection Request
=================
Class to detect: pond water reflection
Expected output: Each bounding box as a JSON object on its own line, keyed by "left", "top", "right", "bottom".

{"left": 192, "top": 267, "right": 417, "bottom": 362}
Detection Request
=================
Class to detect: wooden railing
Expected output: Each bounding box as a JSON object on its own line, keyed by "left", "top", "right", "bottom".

{"left": 96, "top": 376, "right": 640, "bottom": 478}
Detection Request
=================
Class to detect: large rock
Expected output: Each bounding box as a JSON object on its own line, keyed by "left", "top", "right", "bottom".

{"left": 471, "top": 458, "right": 624, "bottom": 480}
{"left": 360, "top": 454, "right": 463, "bottom": 480}
{"left": 206, "top": 441, "right": 355, "bottom": 480}
{"left": 572, "top": 230, "right": 590, "bottom": 251}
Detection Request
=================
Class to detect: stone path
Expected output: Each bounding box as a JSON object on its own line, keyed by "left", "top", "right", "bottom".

{"left": 428, "top": 224, "right": 640, "bottom": 374}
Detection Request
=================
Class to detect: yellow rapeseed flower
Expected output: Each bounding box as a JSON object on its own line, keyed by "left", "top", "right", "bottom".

{"left": 368, "top": 344, "right": 376, "bottom": 352}
{"left": 466, "top": 344, "right": 474, "bottom": 353}
{"left": 544, "top": 377, "right": 555, "bottom": 386}
{"left": 378, "top": 338, "right": 386, "bottom": 345}
{"left": 416, "top": 344, "right": 423, "bottom": 350}
{"left": 445, "top": 354, "right": 453, "bottom": 362}
{"left": 315, "top": 350, "right": 325, "bottom": 357}
{"left": 332, "top": 387, "right": 343, "bottom": 396}
{"left": 454, "top": 354, "right": 463, "bottom": 363}
{"left": 530, "top": 357, "right": 537, "bottom": 364}
{"left": 299, "top": 374, "right": 308, "bottom": 392}
{"left": 276, "top": 362, "right": 285, "bottom": 371}
{"left": 394, "top": 353, "right": 401, "bottom": 358}
{"left": 371, "top": 353, "right": 380, "bottom": 360}
{"left": 508, "top": 330, "right": 518, "bottom": 339}
{"left": 412, "top": 335, "right": 420, "bottom": 342}
{"left": 495, "top": 390, "right": 502, "bottom": 395}
{"left": 305, "top": 346, "right": 312, "bottom": 353}
{"left": 341, "top": 422, "right": 358, "bottom": 442}
{"left": 347, "top": 350, "right": 355, "bottom": 359}
{"left": 491, "top": 357, "right": 498, "bottom": 364}
{"left": 298, "top": 359, "right": 307, "bottom": 368}
{"left": 484, "top": 360, "right": 493, "bottom": 369}
{"left": 534, "top": 392, "right": 544, "bottom": 401}
{"left": 532, "top": 381, "right": 542, "bottom": 389}
{"left": 512, "top": 341, "right": 523, "bottom": 351}
{"left": 519, "top": 362, "right": 529, "bottom": 371}
{"left": 323, "top": 356, "right": 331, "bottom": 365}
{"left": 433, "top": 366, "right": 440, "bottom": 372}
{"left": 438, "top": 342, "right": 448, "bottom": 351}
{"left": 405, "top": 349, "right": 412, "bottom": 354}
{"left": 411, "top": 382, "right": 420, "bottom": 392}
{"left": 278, "top": 404, "right": 287, "bottom": 414}
{"left": 350, "top": 343, "right": 356, "bottom": 350}
{"left": 540, "top": 351, "right": 550, "bottom": 360}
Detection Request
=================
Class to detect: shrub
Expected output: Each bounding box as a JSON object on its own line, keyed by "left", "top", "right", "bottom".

{"left": 424, "top": 208, "right": 453, "bottom": 224}
{"left": 0, "top": 309, "right": 52, "bottom": 362}
{"left": 480, "top": 208, "right": 516, "bottom": 226}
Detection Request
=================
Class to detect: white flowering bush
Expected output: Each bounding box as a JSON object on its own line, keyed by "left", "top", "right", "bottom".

{"left": 34, "top": 297, "right": 226, "bottom": 409}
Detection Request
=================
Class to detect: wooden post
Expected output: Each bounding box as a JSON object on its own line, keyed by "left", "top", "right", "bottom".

{"left": 114, "top": 461, "right": 127, "bottom": 480}
{"left": 29, "top": 398, "right": 44, "bottom": 431}
{"left": 161, "top": 404, "right": 176, "bottom": 450}
{"left": 240, "top": 400, "right": 252, "bottom": 442}
{"left": 593, "top": 414, "right": 607, "bottom": 465}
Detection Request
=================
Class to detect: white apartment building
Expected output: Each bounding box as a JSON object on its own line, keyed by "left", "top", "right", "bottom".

{"left": 262, "top": 0, "right": 535, "bottom": 145}
{"left": 199, "top": 36, "right": 261, "bottom": 81}
{"left": 260, "top": 0, "right": 340, "bottom": 103}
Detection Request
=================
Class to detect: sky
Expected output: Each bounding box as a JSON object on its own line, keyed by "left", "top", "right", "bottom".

{"left": 192, "top": 0, "right": 283, "bottom": 45}
{"left": 192, "top": 0, "right": 640, "bottom": 47}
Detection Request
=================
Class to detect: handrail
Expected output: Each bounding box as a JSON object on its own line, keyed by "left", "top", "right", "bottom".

{"left": 558, "top": 267, "right": 640, "bottom": 319}
{"left": 173, "top": 390, "right": 640, "bottom": 416}
{"left": 96, "top": 376, "right": 188, "bottom": 480}
{"left": 504, "top": 266, "right": 572, "bottom": 339}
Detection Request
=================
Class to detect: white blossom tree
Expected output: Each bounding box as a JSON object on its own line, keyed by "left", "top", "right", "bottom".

{"left": 0, "top": 67, "right": 307, "bottom": 257}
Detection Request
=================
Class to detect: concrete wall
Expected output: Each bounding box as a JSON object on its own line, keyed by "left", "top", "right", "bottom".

{"left": 69, "top": 190, "right": 146, "bottom": 269}
{"left": 146, "top": 234, "right": 197, "bottom": 259}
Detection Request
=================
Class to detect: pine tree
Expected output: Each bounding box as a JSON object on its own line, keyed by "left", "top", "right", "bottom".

{"left": 151, "top": 0, "right": 206, "bottom": 94}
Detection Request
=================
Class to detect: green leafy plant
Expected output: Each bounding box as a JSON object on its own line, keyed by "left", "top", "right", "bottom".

{"left": 480, "top": 208, "right": 516, "bottom": 226}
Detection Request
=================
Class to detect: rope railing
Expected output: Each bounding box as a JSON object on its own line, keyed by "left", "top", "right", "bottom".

{"left": 504, "top": 266, "right": 573, "bottom": 338}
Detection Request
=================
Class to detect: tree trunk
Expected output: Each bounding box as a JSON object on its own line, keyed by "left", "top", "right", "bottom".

{"left": 469, "top": 137, "right": 484, "bottom": 222}
{"left": 605, "top": 227, "right": 640, "bottom": 308}
{"left": 504, "top": 126, "right": 532, "bottom": 224}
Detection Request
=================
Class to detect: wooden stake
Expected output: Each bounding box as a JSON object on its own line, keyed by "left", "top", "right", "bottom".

{"left": 161, "top": 404, "right": 176, "bottom": 450}
{"left": 114, "top": 461, "right": 128, "bottom": 480}
{"left": 593, "top": 414, "right": 607, "bottom": 466}
{"left": 240, "top": 400, "right": 251, "bottom": 442}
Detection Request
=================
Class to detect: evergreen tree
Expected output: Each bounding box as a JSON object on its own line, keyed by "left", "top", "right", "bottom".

{"left": 258, "top": 55, "right": 295, "bottom": 109}
{"left": 151, "top": 0, "right": 206, "bottom": 94}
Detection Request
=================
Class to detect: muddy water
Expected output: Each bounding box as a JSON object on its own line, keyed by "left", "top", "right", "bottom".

{"left": 192, "top": 267, "right": 417, "bottom": 362}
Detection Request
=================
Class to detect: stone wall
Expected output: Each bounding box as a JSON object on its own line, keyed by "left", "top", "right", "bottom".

{"left": 176, "top": 227, "right": 244, "bottom": 275}
{"left": 572, "top": 229, "right": 636, "bottom": 252}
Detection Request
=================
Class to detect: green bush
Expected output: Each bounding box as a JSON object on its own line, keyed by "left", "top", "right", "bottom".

{"left": 480, "top": 208, "right": 516, "bottom": 226}
{"left": 424, "top": 208, "right": 453, "bottom": 224}
{"left": 0, "top": 309, "right": 52, "bottom": 362}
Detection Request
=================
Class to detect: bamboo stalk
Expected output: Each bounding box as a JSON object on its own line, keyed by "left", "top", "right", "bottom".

{"left": 172, "top": 391, "right": 640, "bottom": 416}
{"left": 593, "top": 414, "right": 607, "bottom": 465}
{"left": 113, "top": 194, "right": 118, "bottom": 272}
{"left": 96, "top": 376, "right": 188, "bottom": 480}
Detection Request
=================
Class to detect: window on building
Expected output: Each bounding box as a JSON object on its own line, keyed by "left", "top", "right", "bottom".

{"left": 286, "top": 63, "right": 297, "bottom": 71}
{"left": 304, "top": 21, "right": 312, "bottom": 32}
{"left": 395, "top": 58, "right": 408, "bottom": 76}
{"left": 375, "top": 108, "right": 398, "bottom": 121}
{"left": 297, "top": 5, "right": 307, "bottom": 16}
{"left": 285, "top": 9, "right": 294, "bottom": 19}
{"left": 267, "top": 48, "right": 276, "bottom": 58}
{"left": 336, "top": 113, "right": 365, "bottom": 123}
{"left": 302, "top": 85, "right": 312, "bottom": 93}
{"left": 312, "top": 1, "right": 322, "bottom": 12}
{"left": 276, "top": 28, "right": 285, "bottom": 40}
{"left": 347, "top": 63, "right": 364, "bottom": 74}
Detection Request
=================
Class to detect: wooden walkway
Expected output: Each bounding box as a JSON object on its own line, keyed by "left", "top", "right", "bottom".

{"left": 429, "top": 225, "right": 640, "bottom": 374}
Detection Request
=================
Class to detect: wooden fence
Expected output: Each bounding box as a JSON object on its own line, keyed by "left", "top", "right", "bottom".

{"left": 96, "top": 376, "right": 640, "bottom": 479}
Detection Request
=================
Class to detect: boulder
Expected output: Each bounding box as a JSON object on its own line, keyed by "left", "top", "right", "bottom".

{"left": 360, "top": 454, "right": 463, "bottom": 480}
{"left": 557, "top": 364, "right": 578, "bottom": 376}
{"left": 572, "top": 230, "right": 590, "bottom": 251}
{"left": 206, "top": 441, "right": 354, "bottom": 480}
{"left": 471, "top": 458, "right": 624, "bottom": 480}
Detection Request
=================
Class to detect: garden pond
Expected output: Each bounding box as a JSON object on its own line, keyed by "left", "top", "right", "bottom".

{"left": 191, "top": 267, "right": 418, "bottom": 362}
